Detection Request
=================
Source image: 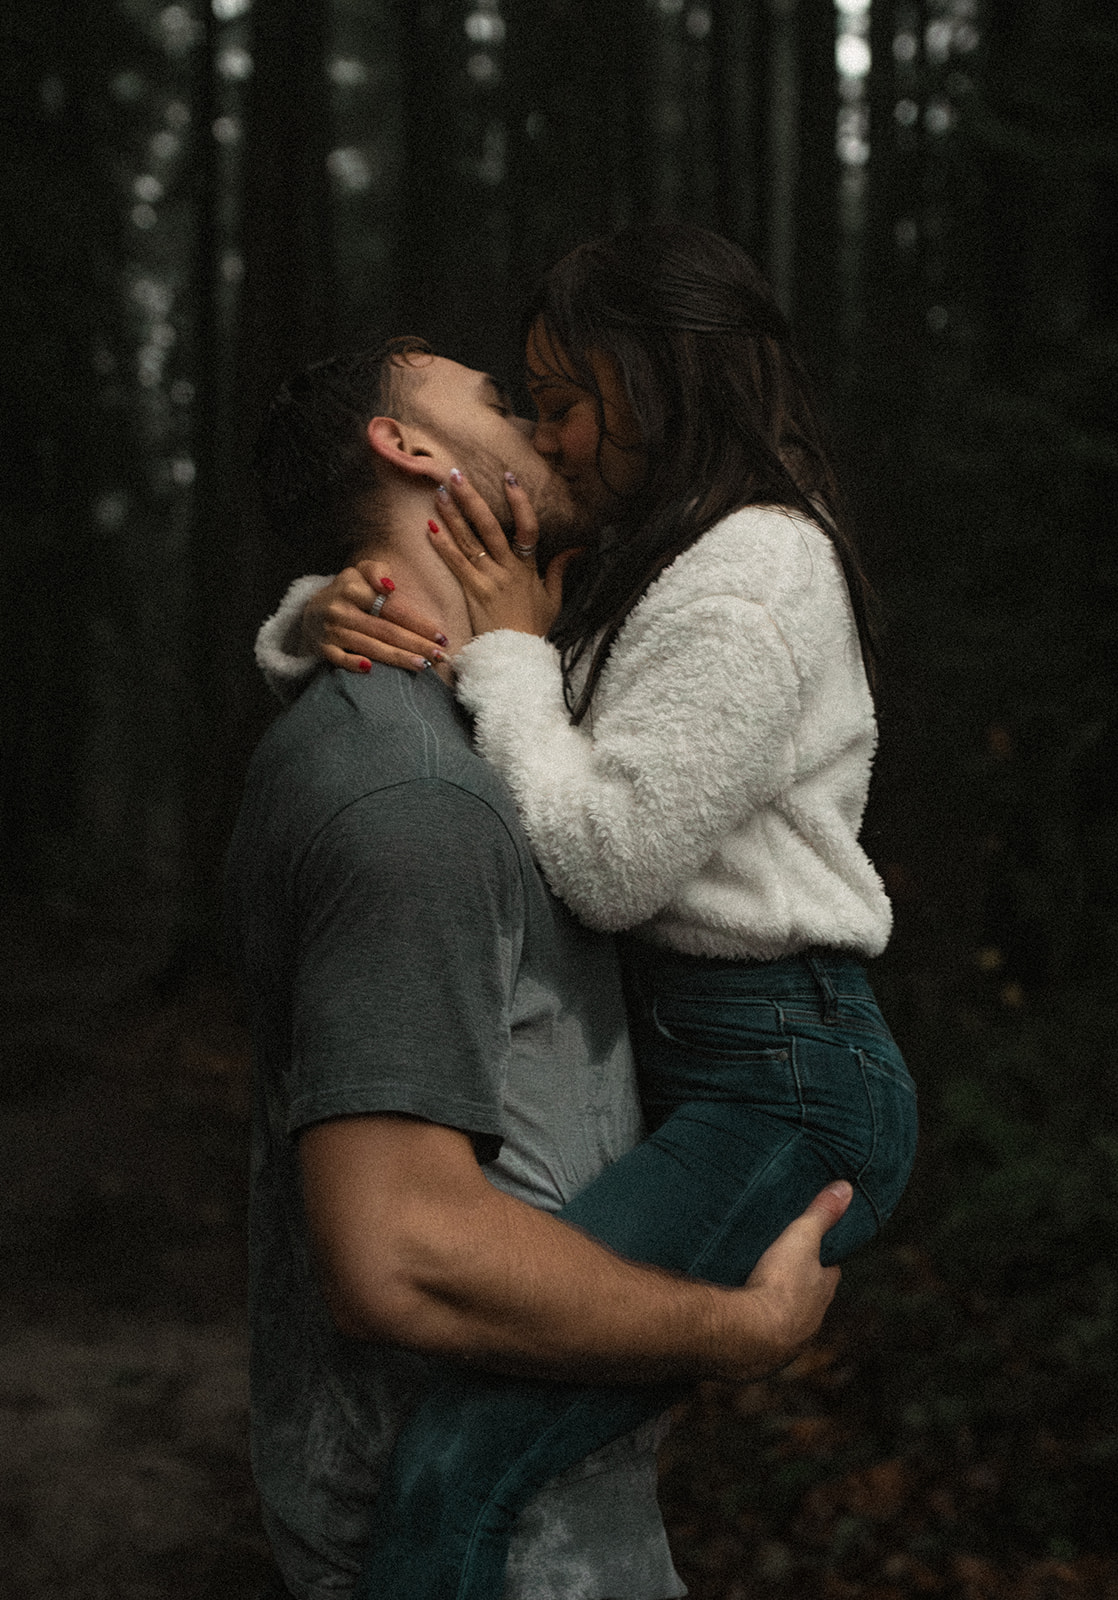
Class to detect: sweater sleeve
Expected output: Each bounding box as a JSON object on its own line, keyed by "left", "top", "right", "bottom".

{"left": 254, "top": 574, "right": 335, "bottom": 703}
{"left": 453, "top": 592, "right": 802, "bottom": 931}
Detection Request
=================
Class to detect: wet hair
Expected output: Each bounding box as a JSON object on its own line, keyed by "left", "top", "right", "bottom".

{"left": 255, "top": 336, "right": 433, "bottom": 562}
{"left": 525, "top": 225, "right": 878, "bottom": 722}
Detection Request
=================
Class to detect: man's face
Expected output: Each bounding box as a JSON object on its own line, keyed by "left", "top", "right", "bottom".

{"left": 401, "top": 354, "right": 588, "bottom": 550}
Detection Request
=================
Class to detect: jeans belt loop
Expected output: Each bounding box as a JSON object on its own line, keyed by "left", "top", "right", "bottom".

{"left": 804, "top": 950, "right": 840, "bottom": 1024}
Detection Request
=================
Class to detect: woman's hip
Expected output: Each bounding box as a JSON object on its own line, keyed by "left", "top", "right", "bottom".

{"left": 617, "top": 940, "right": 917, "bottom": 1229}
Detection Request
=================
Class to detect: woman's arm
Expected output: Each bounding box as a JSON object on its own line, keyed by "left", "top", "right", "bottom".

{"left": 454, "top": 593, "right": 801, "bottom": 931}
{"left": 256, "top": 574, "right": 334, "bottom": 701}
{"left": 255, "top": 566, "right": 449, "bottom": 701}
{"left": 425, "top": 475, "right": 807, "bottom": 932}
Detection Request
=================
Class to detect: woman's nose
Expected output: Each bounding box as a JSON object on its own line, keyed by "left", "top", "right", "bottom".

{"left": 531, "top": 419, "right": 557, "bottom": 458}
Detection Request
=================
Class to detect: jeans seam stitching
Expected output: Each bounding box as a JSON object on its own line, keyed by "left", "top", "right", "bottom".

{"left": 852, "top": 1047, "right": 885, "bottom": 1229}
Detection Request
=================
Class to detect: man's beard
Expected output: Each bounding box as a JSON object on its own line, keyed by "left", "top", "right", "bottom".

{"left": 458, "top": 445, "right": 590, "bottom": 561}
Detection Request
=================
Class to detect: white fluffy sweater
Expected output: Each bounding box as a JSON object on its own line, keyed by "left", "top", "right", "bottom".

{"left": 255, "top": 507, "right": 892, "bottom": 961}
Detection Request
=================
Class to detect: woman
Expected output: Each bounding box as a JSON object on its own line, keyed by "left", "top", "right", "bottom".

{"left": 257, "top": 224, "right": 917, "bottom": 1600}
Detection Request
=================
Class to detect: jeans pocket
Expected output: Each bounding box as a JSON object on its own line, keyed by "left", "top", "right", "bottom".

{"left": 637, "top": 995, "right": 796, "bottom": 1112}
{"left": 650, "top": 995, "right": 785, "bottom": 1059}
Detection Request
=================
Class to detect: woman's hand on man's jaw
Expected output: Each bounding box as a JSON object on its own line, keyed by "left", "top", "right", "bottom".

{"left": 426, "top": 469, "right": 579, "bottom": 640}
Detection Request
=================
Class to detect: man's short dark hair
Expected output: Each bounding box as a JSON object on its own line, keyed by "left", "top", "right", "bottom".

{"left": 255, "top": 336, "right": 433, "bottom": 561}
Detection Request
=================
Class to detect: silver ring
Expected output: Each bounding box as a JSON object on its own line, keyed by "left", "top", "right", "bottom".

{"left": 370, "top": 592, "right": 389, "bottom": 617}
{"left": 512, "top": 542, "right": 538, "bottom": 563}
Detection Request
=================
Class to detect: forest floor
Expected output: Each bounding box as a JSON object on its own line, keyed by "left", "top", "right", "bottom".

{"left": 2, "top": 900, "right": 1117, "bottom": 1600}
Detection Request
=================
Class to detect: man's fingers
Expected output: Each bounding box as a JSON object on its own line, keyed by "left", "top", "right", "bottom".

{"left": 751, "top": 1180, "right": 852, "bottom": 1281}
{"left": 803, "top": 1179, "right": 854, "bottom": 1233}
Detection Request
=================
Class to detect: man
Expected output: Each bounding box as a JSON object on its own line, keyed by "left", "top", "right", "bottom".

{"left": 228, "top": 340, "right": 851, "bottom": 1600}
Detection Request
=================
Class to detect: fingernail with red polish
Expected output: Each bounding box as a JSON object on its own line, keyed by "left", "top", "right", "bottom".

{"left": 427, "top": 519, "right": 440, "bottom": 534}
{"left": 357, "top": 658, "right": 372, "bottom": 673}
{"left": 449, "top": 467, "right": 464, "bottom": 485}
{"left": 380, "top": 577, "right": 396, "bottom": 592}
{"left": 434, "top": 633, "right": 449, "bottom": 647}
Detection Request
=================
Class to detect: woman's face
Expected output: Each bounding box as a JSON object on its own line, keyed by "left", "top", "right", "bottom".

{"left": 524, "top": 318, "right": 646, "bottom": 530}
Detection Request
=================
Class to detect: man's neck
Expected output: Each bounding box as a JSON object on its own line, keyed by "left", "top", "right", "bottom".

{"left": 352, "top": 483, "right": 474, "bottom": 680}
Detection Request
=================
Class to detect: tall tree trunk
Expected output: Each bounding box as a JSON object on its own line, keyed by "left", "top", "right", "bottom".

{"left": 392, "top": 0, "right": 518, "bottom": 372}
{"left": 181, "top": 0, "right": 336, "bottom": 963}
{"left": 506, "top": 0, "right": 650, "bottom": 377}
{"left": 181, "top": 0, "right": 226, "bottom": 954}
{"left": 762, "top": 0, "right": 801, "bottom": 313}
{"left": 711, "top": 0, "right": 767, "bottom": 252}
{"left": 0, "top": 0, "right": 145, "bottom": 908}
{"left": 792, "top": 0, "right": 840, "bottom": 387}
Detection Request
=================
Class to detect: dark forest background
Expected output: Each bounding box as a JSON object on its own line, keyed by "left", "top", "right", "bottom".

{"left": 1, "top": 1, "right": 1116, "bottom": 1596}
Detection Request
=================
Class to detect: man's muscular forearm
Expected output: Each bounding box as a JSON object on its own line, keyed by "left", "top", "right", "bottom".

{"left": 300, "top": 1115, "right": 851, "bottom": 1383}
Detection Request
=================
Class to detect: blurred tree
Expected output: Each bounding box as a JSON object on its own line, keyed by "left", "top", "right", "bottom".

{"left": 181, "top": 0, "right": 338, "bottom": 959}
{"left": 0, "top": 0, "right": 179, "bottom": 917}
{"left": 854, "top": 0, "right": 1118, "bottom": 998}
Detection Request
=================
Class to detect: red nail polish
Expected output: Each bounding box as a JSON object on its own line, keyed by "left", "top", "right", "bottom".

{"left": 427, "top": 520, "right": 440, "bottom": 534}
{"left": 380, "top": 577, "right": 396, "bottom": 592}
{"left": 357, "top": 658, "right": 372, "bottom": 673}
{"left": 434, "top": 633, "right": 449, "bottom": 647}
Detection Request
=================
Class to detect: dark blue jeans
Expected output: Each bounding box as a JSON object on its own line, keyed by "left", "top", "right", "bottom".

{"left": 354, "top": 947, "right": 917, "bottom": 1600}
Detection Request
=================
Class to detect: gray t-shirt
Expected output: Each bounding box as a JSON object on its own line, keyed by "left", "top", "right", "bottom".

{"left": 226, "top": 665, "right": 685, "bottom": 1600}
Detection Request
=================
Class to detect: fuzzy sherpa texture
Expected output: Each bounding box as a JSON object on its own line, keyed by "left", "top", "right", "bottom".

{"left": 454, "top": 507, "right": 893, "bottom": 960}
{"left": 255, "top": 574, "right": 334, "bottom": 702}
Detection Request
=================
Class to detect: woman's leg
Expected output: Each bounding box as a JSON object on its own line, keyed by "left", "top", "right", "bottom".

{"left": 355, "top": 1103, "right": 836, "bottom": 1600}
{"left": 355, "top": 957, "right": 917, "bottom": 1600}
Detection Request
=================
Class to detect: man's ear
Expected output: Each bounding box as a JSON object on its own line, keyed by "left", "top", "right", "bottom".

{"left": 366, "top": 416, "right": 440, "bottom": 482}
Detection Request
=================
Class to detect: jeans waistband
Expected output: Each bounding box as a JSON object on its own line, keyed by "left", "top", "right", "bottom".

{"left": 618, "top": 942, "right": 871, "bottom": 1017}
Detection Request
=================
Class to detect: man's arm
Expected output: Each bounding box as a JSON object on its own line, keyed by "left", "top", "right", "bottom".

{"left": 300, "top": 1113, "right": 850, "bottom": 1384}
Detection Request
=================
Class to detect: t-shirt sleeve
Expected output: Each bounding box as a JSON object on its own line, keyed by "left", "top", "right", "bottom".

{"left": 287, "top": 778, "right": 524, "bottom": 1158}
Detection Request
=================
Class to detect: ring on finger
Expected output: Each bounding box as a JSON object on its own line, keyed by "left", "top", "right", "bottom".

{"left": 370, "top": 592, "right": 390, "bottom": 617}
{"left": 469, "top": 549, "right": 488, "bottom": 564}
{"left": 512, "top": 541, "right": 538, "bottom": 563}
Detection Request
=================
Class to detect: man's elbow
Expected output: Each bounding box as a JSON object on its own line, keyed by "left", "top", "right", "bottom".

{"left": 316, "top": 1267, "right": 425, "bottom": 1344}
{"left": 299, "top": 1117, "right": 497, "bottom": 1348}
{"left": 315, "top": 1212, "right": 472, "bottom": 1347}
{"left": 318, "top": 1254, "right": 430, "bottom": 1344}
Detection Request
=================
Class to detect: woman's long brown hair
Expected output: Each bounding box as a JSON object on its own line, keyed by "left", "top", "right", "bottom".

{"left": 525, "top": 225, "right": 879, "bottom": 724}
